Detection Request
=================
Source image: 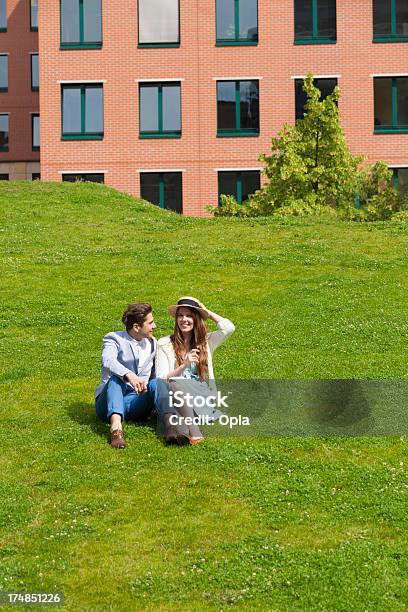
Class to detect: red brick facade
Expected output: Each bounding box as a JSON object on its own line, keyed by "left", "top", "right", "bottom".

{"left": 7, "top": 1, "right": 408, "bottom": 213}
{"left": 0, "top": 0, "right": 39, "bottom": 179}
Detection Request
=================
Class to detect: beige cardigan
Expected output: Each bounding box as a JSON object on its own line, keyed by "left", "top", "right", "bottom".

{"left": 155, "top": 317, "right": 235, "bottom": 384}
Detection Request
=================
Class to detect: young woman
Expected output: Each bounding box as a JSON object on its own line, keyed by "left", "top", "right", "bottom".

{"left": 155, "top": 297, "right": 235, "bottom": 444}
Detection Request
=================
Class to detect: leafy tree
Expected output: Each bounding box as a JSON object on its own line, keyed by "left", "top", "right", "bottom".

{"left": 214, "top": 75, "right": 406, "bottom": 220}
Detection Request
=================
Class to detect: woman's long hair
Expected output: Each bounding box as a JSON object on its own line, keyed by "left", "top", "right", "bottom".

{"left": 171, "top": 308, "right": 208, "bottom": 380}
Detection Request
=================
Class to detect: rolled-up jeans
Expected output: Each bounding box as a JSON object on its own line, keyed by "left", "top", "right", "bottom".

{"left": 95, "top": 375, "right": 174, "bottom": 423}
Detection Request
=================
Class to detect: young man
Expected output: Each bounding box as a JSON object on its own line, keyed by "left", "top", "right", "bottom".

{"left": 94, "top": 302, "right": 181, "bottom": 448}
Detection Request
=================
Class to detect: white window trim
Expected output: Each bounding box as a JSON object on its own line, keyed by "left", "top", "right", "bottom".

{"left": 58, "top": 80, "right": 107, "bottom": 84}
{"left": 388, "top": 164, "right": 408, "bottom": 168}
{"left": 58, "top": 170, "right": 107, "bottom": 174}
{"left": 213, "top": 76, "right": 263, "bottom": 81}
{"left": 214, "top": 167, "right": 262, "bottom": 172}
{"left": 371, "top": 73, "right": 408, "bottom": 77}
{"left": 139, "top": 169, "right": 185, "bottom": 173}
{"left": 135, "top": 78, "right": 184, "bottom": 83}
{"left": 291, "top": 75, "right": 340, "bottom": 80}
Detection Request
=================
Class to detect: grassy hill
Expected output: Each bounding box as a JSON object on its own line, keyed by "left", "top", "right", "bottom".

{"left": 0, "top": 181, "right": 407, "bottom": 610}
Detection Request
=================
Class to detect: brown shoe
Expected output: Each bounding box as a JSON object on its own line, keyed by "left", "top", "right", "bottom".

{"left": 110, "top": 428, "right": 127, "bottom": 449}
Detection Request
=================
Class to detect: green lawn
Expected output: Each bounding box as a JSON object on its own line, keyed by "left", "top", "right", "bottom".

{"left": 0, "top": 181, "right": 407, "bottom": 611}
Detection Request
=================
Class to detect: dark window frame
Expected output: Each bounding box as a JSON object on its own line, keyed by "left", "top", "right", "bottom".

{"left": 61, "top": 83, "right": 104, "bottom": 140}
{"left": 31, "top": 53, "right": 39, "bottom": 91}
{"left": 138, "top": 0, "right": 180, "bottom": 48}
{"left": 140, "top": 171, "right": 183, "bottom": 213}
{"left": 62, "top": 173, "right": 105, "bottom": 183}
{"left": 294, "top": 0, "right": 337, "bottom": 45}
{"left": 0, "top": 54, "right": 7, "bottom": 92}
{"left": 391, "top": 167, "right": 408, "bottom": 193}
{"left": 374, "top": 76, "right": 408, "bottom": 133}
{"left": 216, "top": 0, "right": 258, "bottom": 46}
{"left": 0, "top": 112, "right": 9, "bottom": 151}
{"left": 218, "top": 169, "right": 260, "bottom": 204}
{"left": 294, "top": 77, "right": 338, "bottom": 120}
{"left": 30, "top": 0, "right": 38, "bottom": 31}
{"left": 0, "top": 0, "right": 6, "bottom": 32}
{"left": 0, "top": 173, "right": 9, "bottom": 180}
{"left": 139, "top": 82, "right": 182, "bottom": 139}
{"left": 373, "top": 0, "right": 408, "bottom": 43}
{"left": 32, "top": 113, "right": 40, "bottom": 151}
{"left": 217, "top": 79, "right": 260, "bottom": 137}
{"left": 60, "top": 0, "right": 103, "bottom": 50}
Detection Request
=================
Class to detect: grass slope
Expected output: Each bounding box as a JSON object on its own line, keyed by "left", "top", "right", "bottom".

{"left": 0, "top": 181, "right": 407, "bottom": 611}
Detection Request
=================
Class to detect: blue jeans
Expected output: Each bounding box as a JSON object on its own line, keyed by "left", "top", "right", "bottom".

{"left": 95, "top": 376, "right": 173, "bottom": 423}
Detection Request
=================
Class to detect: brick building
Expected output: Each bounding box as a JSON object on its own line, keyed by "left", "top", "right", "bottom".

{"left": 0, "top": 0, "right": 39, "bottom": 180}
{"left": 2, "top": 1, "right": 408, "bottom": 213}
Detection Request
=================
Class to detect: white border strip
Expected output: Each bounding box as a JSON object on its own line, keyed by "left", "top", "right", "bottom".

{"left": 57, "top": 80, "right": 107, "bottom": 84}
{"left": 138, "top": 169, "right": 185, "bottom": 173}
{"left": 135, "top": 78, "right": 184, "bottom": 83}
{"left": 58, "top": 170, "right": 107, "bottom": 174}
{"left": 214, "top": 167, "right": 262, "bottom": 172}
{"left": 388, "top": 164, "right": 408, "bottom": 168}
{"left": 212, "top": 76, "right": 263, "bottom": 81}
{"left": 291, "top": 75, "right": 341, "bottom": 79}
{"left": 371, "top": 73, "right": 408, "bottom": 77}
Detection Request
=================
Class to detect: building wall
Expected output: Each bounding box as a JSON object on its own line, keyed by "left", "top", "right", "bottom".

{"left": 39, "top": 0, "right": 408, "bottom": 215}
{"left": 0, "top": 0, "right": 39, "bottom": 177}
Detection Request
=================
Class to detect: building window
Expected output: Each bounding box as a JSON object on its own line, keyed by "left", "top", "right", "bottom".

{"left": 0, "top": 173, "right": 8, "bottom": 179}
{"left": 218, "top": 170, "right": 260, "bottom": 204}
{"left": 294, "top": 0, "right": 336, "bottom": 44}
{"left": 0, "top": 0, "right": 6, "bottom": 31}
{"left": 295, "top": 77, "right": 337, "bottom": 120}
{"left": 374, "top": 77, "right": 408, "bottom": 133}
{"left": 61, "top": 84, "right": 103, "bottom": 140}
{"left": 216, "top": 0, "right": 258, "bottom": 45}
{"left": 31, "top": 0, "right": 38, "bottom": 31}
{"left": 139, "top": 82, "right": 181, "bottom": 138}
{"left": 0, "top": 55, "right": 7, "bottom": 92}
{"left": 373, "top": 0, "right": 408, "bottom": 42}
{"left": 62, "top": 173, "right": 105, "bottom": 183}
{"left": 140, "top": 172, "right": 182, "bottom": 213}
{"left": 31, "top": 54, "right": 39, "bottom": 91}
{"left": 32, "top": 173, "right": 40, "bottom": 180}
{"left": 217, "top": 80, "right": 259, "bottom": 137}
{"left": 138, "top": 0, "right": 179, "bottom": 47}
{"left": 0, "top": 113, "right": 8, "bottom": 151}
{"left": 32, "top": 114, "right": 40, "bottom": 151}
{"left": 60, "top": 0, "right": 102, "bottom": 49}
{"left": 392, "top": 167, "right": 408, "bottom": 193}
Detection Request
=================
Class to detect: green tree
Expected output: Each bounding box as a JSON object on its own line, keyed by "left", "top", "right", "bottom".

{"left": 214, "top": 75, "right": 406, "bottom": 219}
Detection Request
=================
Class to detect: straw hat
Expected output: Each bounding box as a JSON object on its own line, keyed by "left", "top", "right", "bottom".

{"left": 168, "top": 296, "right": 208, "bottom": 320}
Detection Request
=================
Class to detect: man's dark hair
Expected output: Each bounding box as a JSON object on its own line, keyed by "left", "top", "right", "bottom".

{"left": 122, "top": 303, "right": 152, "bottom": 331}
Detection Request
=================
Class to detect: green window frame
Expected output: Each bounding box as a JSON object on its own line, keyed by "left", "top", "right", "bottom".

{"left": 216, "top": 0, "right": 258, "bottom": 46}
{"left": 140, "top": 172, "right": 183, "bottom": 213}
{"left": 0, "top": 113, "right": 8, "bottom": 151}
{"left": 391, "top": 167, "right": 408, "bottom": 193}
{"left": 60, "top": 0, "right": 102, "bottom": 50}
{"left": 61, "top": 84, "right": 104, "bottom": 140}
{"left": 30, "top": 0, "right": 38, "bottom": 31}
{"left": 373, "top": 0, "right": 408, "bottom": 42}
{"left": 139, "top": 82, "right": 181, "bottom": 139}
{"left": 31, "top": 54, "right": 39, "bottom": 91}
{"left": 294, "top": 0, "right": 337, "bottom": 45}
{"left": 218, "top": 170, "right": 260, "bottom": 204}
{"left": 0, "top": 0, "right": 6, "bottom": 32}
{"left": 374, "top": 77, "right": 408, "bottom": 133}
{"left": 217, "top": 80, "right": 259, "bottom": 137}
